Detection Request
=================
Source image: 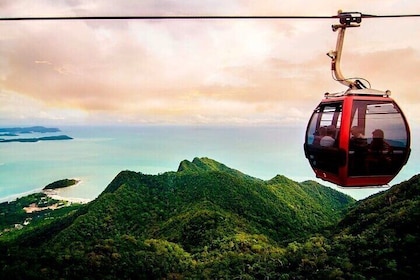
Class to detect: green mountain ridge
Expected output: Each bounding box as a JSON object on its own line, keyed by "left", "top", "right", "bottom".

{"left": 177, "top": 157, "right": 258, "bottom": 180}
{"left": 96, "top": 157, "right": 352, "bottom": 245}
{"left": 0, "top": 157, "right": 418, "bottom": 279}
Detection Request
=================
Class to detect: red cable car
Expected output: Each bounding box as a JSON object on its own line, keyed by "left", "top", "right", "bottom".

{"left": 304, "top": 12, "right": 411, "bottom": 187}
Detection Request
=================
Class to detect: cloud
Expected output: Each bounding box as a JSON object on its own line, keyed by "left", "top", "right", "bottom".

{"left": 0, "top": 0, "right": 419, "bottom": 125}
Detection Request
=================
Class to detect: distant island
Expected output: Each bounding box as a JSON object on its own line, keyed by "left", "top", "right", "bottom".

{"left": 0, "top": 135, "right": 73, "bottom": 143}
{"left": 0, "top": 126, "right": 73, "bottom": 143}
{"left": 0, "top": 126, "right": 61, "bottom": 134}
{"left": 43, "top": 178, "right": 80, "bottom": 190}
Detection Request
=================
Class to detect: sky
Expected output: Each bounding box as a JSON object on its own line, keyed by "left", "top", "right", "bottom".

{"left": 0, "top": 0, "right": 419, "bottom": 127}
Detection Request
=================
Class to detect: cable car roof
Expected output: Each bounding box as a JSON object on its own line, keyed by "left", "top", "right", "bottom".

{"left": 324, "top": 88, "right": 391, "bottom": 99}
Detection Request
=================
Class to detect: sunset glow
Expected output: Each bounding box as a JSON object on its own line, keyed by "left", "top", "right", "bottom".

{"left": 0, "top": 0, "right": 419, "bottom": 126}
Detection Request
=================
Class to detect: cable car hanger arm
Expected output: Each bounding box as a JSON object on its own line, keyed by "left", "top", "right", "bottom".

{"left": 326, "top": 11, "right": 365, "bottom": 90}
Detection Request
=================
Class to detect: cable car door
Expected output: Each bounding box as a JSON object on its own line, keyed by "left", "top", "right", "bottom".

{"left": 304, "top": 101, "right": 346, "bottom": 183}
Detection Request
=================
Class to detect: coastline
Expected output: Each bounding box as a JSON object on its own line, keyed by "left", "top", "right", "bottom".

{"left": 0, "top": 179, "right": 92, "bottom": 204}
{"left": 42, "top": 188, "right": 91, "bottom": 204}
{"left": 0, "top": 189, "right": 43, "bottom": 203}
{"left": 43, "top": 179, "right": 92, "bottom": 204}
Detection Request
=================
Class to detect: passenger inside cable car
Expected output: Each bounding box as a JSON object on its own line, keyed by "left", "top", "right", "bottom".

{"left": 348, "top": 125, "right": 368, "bottom": 176}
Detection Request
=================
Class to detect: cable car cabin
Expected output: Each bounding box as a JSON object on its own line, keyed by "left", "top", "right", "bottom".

{"left": 304, "top": 89, "right": 411, "bottom": 187}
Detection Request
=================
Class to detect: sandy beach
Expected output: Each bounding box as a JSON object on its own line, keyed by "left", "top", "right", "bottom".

{"left": 42, "top": 189, "right": 92, "bottom": 204}
{"left": 22, "top": 188, "right": 91, "bottom": 214}
{"left": 42, "top": 179, "right": 92, "bottom": 204}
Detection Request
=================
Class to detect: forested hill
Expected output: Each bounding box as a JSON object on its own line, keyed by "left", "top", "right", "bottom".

{"left": 329, "top": 174, "right": 420, "bottom": 278}
{"left": 96, "top": 157, "right": 353, "bottom": 246}
{"left": 1, "top": 157, "right": 418, "bottom": 279}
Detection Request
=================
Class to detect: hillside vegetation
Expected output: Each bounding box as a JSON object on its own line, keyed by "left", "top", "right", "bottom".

{"left": 0, "top": 157, "right": 418, "bottom": 279}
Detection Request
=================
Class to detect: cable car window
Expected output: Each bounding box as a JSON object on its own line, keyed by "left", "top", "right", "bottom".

{"left": 348, "top": 100, "right": 409, "bottom": 177}
{"left": 306, "top": 103, "right": 342, "bottom": 146}
{"left": 365, "top": 103, "right": 408, "bottom": 147}
{"left": 320, "top": 105, "right": 342, "bottom": 129}
{"left": 305, "top": 102, "right": 343, "bottom": 175}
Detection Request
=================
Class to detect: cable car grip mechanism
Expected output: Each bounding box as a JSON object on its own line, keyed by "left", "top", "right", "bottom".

{"left": 327, "top": 11, "right": 363, "bottom": 90}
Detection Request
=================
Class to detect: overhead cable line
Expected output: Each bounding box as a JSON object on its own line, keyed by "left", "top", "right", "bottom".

{"left": 0, "top": 13, "right": 419, "bottom": 21}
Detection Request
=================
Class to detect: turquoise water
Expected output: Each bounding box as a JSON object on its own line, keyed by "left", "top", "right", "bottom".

{"left": 1, "top": 125, "right": 419, "bottom": 201}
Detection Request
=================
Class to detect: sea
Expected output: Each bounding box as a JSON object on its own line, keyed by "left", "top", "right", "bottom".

{"left": 1, "top": 125, "right": 419, "bottom": 202}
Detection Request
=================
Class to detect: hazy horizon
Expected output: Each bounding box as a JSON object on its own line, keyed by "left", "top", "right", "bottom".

{"left": 1, "top": 125, "right": 419, "bottom": 202}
